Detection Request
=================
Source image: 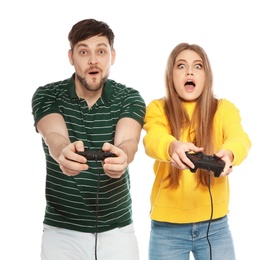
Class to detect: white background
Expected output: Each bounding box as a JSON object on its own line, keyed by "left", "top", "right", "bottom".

{"left": 1, "top": 0, "right": 277, "bottom": 259}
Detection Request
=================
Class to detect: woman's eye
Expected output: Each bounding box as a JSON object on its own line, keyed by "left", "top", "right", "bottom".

{"left": 195, "top": 63, "right": 203, "bottom": 69}
{"left": 177, "top": 64, "right": 185, "bottom": 69}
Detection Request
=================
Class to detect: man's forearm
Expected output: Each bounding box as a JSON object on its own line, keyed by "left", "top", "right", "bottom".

{"left": 43, "top": 132, "right": 71, "bottom": 162}
{"left": 117, "top": 138, "right": 139, "bottom": 164}
{"left": 37, "top": 114, "right": 71, "bottom": 163}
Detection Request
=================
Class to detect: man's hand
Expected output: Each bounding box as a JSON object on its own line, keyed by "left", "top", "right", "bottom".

{"left": 57, "top": 141, "right": 89, "bottom": 176}
{"left": 101, "top": 142, "right": 128, "bottom": 178}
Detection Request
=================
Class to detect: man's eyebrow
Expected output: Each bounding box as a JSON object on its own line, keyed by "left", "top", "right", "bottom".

{"left": 76, "top": 43, "right": 88, "bottom": 48}
{"left": 76, "top": 42, "right": 109, "bottom": 48}
{"left": 97, "top": 42, "right": 109, "bottom": 48}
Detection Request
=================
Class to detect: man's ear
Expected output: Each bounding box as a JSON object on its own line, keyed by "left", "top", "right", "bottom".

{"left": 68, "top": 49, "right": 74, "bottom": 65}
{"left": 111, "top": 49, "right": 116, "bottom": 65}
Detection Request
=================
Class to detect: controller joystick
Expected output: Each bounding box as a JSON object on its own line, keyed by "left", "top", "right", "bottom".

{"left": 185, "top": 151, "right": 225, "bottom": 177}
{"left": 77, "top": 149, "right": 117, "bottom": 161}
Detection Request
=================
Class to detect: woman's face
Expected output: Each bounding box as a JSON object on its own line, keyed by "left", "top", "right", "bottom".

{"left": 173, "top": 49, "right": 205, "bottom": 101}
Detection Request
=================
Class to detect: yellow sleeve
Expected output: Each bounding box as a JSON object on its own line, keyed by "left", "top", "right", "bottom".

{"left": 143, "top": 99, "right": 176, "bottom": 161}
{"left": 216, "top": 99, "right": 252, "bottom": 165}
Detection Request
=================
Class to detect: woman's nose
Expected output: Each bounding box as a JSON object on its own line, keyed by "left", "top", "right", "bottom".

{"left": 186, "top": 67, "right": 193, "bottom": 75}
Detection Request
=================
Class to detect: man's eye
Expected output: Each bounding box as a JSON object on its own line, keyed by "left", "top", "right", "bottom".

{"left": 98, "top": 49, "right": 106, "bottom": 55}
{"left": 80, "top": 50, "right": 87, "bottom": 55}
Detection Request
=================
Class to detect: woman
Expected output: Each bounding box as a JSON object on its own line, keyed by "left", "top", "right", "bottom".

{"left": 143, "top": 43, "right": 251, "bottom": 260}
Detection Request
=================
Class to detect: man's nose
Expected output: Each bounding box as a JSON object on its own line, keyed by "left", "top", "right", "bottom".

{"left": 88, "top": 55, "right": 98, "bottom": 65}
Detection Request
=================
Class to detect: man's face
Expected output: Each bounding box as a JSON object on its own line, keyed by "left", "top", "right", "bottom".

{"left": 68, "top": 35, "right": 116, "bottom": 92}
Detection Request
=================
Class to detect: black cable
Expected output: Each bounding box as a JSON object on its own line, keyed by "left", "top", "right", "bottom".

{"left": 94, "top": 159, "right": 100, "bottom": 260}
{"left": 206, "top": 172, "right": 213, "bottom": 260}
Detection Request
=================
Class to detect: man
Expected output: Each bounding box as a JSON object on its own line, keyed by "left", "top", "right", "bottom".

{"left": 32, "top": 18, "right": 146, "bottom": 260}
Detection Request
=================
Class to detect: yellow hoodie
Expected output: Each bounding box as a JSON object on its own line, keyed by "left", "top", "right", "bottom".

{"left": 143, "top": 98, "right": 251, "bottom": 223}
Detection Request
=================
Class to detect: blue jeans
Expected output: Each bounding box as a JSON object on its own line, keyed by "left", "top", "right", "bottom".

{"left": 149, "top": 215, "right": 236, "bottom": 260}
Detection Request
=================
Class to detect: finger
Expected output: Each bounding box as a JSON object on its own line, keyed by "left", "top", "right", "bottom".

{"left": 60, "top": 166, "right": 81, "bottom": 176}
{"left": 103, "top": 166, "right": 126, "bottom": 178}
{"left": 224, "top": 165, "right": 233, "bottom": 176}
{"left": 171, "top": 154, "right": 189, "bottom": 169}
{"left": 170, "top": 161, "right": 180, "bottom": 169}
{"left": 74, "top": 140, "right": 84, "bottom": 151}
{"left": 103, "top": 163, "right": 127, "bottom": 173}
{"left": 59, "top": 157, "right": 89, "bottom": 175}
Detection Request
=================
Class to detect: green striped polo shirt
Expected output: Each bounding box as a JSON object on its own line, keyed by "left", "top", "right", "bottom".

{"left": 32, "top": 74, "right": 146, "bottom": 233}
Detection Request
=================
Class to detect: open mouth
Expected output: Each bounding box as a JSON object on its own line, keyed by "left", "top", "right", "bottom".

{"left": 184, "top": 80, "right": 195, "bottom": 91}
{"left": 89, "top": 71, "right": 98, "bottom": 75}
{"left": 88, "top": 67, "right": 100, "bottom": 75}
{"left": 184, "top": 80, "right": 195, "bottom": 87}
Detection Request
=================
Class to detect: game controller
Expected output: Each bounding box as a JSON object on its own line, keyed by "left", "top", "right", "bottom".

{"left": 185, "top": 152, "right": 225, "bottom": 177}
{"left": 77, "top": 149, "right": 117, "bottom": 161}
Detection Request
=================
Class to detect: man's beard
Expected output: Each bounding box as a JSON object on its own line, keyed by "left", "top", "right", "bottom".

{"left": 77, "top": 74, "right": 108, "bottom": 92}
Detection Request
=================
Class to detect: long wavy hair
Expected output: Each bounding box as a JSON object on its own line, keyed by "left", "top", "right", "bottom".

{"left": 164, "top": 43, "right": 218, "bottom": 188}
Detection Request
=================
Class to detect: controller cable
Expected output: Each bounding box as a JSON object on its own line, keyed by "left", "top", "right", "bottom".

{"left": 94, "top": 157, "right": 100, "bottom": 260}
{"left": 207, "top": 171, "right": 213, "bottom": 260}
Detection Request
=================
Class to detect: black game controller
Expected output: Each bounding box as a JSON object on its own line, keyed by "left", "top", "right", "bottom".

{"left": 185, "top": 152, "right": 225, "bottom": 177}
{"left": 77, "top": 149, "right": 117, "bottom": 161}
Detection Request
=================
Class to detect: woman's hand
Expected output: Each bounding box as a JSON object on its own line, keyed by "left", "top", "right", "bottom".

{"left": 169, "top": 140, "right": 203, "bottom": 170}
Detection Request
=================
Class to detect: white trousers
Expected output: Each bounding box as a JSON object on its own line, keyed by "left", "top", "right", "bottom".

{"left": 41, "top": 223, "right": 140, "bottom": 260}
